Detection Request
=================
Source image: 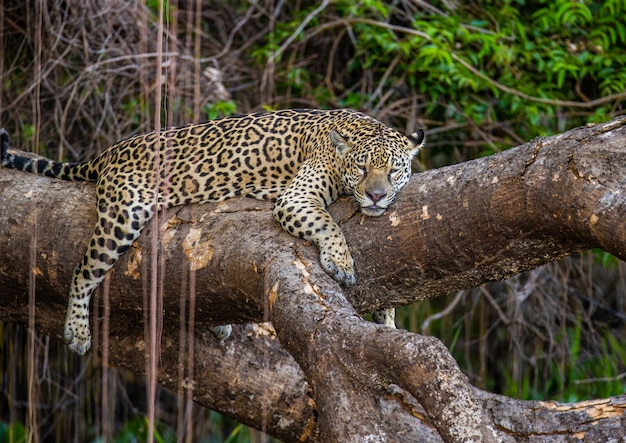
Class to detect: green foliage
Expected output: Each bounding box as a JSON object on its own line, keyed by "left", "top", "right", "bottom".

{"left": 594, "top": 248, "right": 620, "bottom": 269}
{"left": 539, "top": 323, "right": 626, "bottom": 402}
{"left": 204, "top": 100, "right": 238, "bottom": 120}
{"left": 192, "top": 411, "right": 280, "bottom": 443}
{"left": 19, "top": 124, "right": 45, "bottom": 154}
{"left": 145, "top": 0, "right": 175, "bottom": 22}
{"left": 252, "top": 0, "right": 625, "bottom": 161}
{"left": 90, "top": 417, "right": 175, "bottom": 443}
{"left": 0, "top": 421, "right": 27, "bottom": 443}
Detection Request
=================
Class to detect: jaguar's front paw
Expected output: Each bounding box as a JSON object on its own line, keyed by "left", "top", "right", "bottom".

{"left": 64, "top": 315, "right": 92, "bottom": 355}
{"left": 320, "top": 249, "right": 356, "bottom": 285}
{"left": 331, "top": 266, "right": 357, "bottom": 285}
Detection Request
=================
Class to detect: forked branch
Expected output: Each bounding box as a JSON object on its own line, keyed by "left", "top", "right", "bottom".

{"left": 0, "top": 117, "right": 625, "bottom": 440}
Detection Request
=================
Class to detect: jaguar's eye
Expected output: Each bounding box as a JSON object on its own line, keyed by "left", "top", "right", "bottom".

{"left": 388, "top": 168, "right": 402, "bottom": 180}
{"left": 356, "top": 164, "right": 367, "bottom": 176}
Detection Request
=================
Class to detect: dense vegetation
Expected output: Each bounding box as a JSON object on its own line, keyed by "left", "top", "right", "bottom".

{"left": 1, "top": 0, "right": 625, "bottom": 440}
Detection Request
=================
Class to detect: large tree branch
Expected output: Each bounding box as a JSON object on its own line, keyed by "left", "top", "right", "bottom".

{"left": 0, "top": 117, "right": 625, "bottom": 441}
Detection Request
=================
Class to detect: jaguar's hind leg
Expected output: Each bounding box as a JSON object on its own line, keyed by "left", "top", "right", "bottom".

{"left": 372, "top": 308, "right": 396, "bottom": 328}
{"left": 64, "top": 200, "right": 153, "bottom": 354}
{"left": 209, "top": 324, "right": 232, "bottom": 340}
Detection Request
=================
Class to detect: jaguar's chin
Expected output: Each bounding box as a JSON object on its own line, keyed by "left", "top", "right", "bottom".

{"left": 360, "top": 205, "right": 386, "bottom": 217}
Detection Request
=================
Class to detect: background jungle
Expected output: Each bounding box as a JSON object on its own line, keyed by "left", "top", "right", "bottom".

{"left": 0, "top": 0, "right": 625, "bottom": 441}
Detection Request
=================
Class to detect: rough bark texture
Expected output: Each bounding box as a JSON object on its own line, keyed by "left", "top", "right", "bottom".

{"left": 0, "top": 117, "right": 625, "bottom": 441}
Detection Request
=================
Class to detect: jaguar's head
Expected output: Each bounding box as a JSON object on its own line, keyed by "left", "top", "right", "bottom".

{"left": 331, "top": 127, "right": 424, "bottom": 216}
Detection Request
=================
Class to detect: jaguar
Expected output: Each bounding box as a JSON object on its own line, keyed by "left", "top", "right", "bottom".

{"left": 1, "top": 108, "right": 424, "bottom": 354}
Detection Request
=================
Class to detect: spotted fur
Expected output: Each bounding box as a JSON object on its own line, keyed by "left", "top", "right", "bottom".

{"left": 1, "top": 109, "right": 424, "bottom": 354}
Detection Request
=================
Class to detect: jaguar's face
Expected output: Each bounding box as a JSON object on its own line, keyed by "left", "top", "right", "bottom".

{"left": 330, "top": 128, "right": 424, "bottom": 216}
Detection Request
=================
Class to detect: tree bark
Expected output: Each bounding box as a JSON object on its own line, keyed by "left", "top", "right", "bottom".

{"left": 0, "top": 117, "right": 625, "bottom": 441}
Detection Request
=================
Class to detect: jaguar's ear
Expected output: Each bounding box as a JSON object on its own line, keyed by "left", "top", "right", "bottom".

{"left": 330, "top": 129, "right": 351, "bottom": 158}
{"left": 409, "top": 128, "right": 425, "bottom": 146}
{"left": 408, "top": 128, "right": 425, "bottom": 156}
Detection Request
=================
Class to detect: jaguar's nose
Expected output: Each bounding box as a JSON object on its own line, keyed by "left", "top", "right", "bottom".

{"left": 366, "top": 190, "right": 387, "bottom": 203}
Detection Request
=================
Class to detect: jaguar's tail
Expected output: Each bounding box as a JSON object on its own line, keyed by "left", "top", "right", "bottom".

{"left": 0, "top": 128, "right": 99, "bottom": 182}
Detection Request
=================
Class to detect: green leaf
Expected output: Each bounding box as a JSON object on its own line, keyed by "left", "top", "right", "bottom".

{"left": 0, "top": 421, "right": 27, "bottom": 443}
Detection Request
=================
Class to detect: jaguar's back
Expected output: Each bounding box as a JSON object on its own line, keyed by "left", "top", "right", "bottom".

{"left": 1, "top": 108, "right": 424, "bottom": 354}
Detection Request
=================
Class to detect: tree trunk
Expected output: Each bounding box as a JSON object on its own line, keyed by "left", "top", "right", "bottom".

{"left": 0, "top": 117, "right": 625, "bottom": 441}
